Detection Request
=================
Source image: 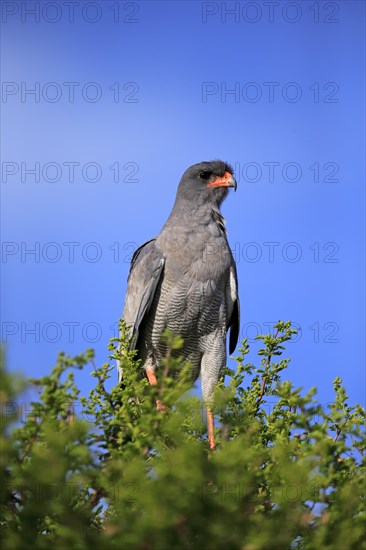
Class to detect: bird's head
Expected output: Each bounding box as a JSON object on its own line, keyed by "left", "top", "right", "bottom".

{"left": 176, "top": 160, "right": 237, "bottom": 207}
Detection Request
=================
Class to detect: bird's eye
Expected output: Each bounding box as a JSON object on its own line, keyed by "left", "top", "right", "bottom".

{"left": 199, "top": 171, "right": 212, "bottom": 180}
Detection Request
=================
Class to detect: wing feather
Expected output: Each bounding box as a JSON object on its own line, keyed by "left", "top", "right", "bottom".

{"left": 227, "top": 261, "right": 240, "bottom": 355}
{"left": 122, "top": 239, "right": 165, "bottom": 350}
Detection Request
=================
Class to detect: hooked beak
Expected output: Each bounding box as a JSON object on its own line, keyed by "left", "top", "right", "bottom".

{"left": 207, "top": 171, "right": 237, "bottom": 191}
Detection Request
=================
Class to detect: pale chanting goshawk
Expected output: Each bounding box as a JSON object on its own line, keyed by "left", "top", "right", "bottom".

{"left": 119, "top": 160, "right": 240, "bottom": 449}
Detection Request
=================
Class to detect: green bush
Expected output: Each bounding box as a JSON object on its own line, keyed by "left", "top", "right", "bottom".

{"left": 1, "top": 322, "right": 365, "bottom": 549}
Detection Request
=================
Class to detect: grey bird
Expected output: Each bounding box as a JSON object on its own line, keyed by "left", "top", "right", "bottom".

{"left": 119, "top": 160, "right": 240, "bottom": 449}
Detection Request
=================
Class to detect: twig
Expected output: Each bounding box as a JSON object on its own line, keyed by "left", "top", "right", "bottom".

{"left": 333, "top": 416, "right": 350, "bottom": 443}
{"left": 92, "top": 359, "right": 115, "bottom": 408}
{"left": 18, "top": 428, "right": 41, "bottom": 464}
{"left": 255, "top": 328, "right": 279, "bottom": 412}
{"left": 255, "top": 375, "right": 268, "bottom": 411}
{"left": 158, "top": 348, "right": 171, "bottom": 400}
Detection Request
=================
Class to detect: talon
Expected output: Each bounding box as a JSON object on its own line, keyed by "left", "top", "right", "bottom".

{"left": 146, "top": 370, "right": 167, "bottom": 413}
{"left": 156, "top": 399, "right": 167, "bottom": 413}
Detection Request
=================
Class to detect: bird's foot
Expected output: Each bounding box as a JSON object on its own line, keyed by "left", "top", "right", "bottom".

{"left": 156, "top": 399, "right": 167, "bottom": 413}
{"left": 146, "top": 370, "right": 167, "bottom": 413}
{"left": 206, "top": 406, "right": 216, "bottom": 450}
{"left": 208, "top": 436, "right": 216, "bottom": 450}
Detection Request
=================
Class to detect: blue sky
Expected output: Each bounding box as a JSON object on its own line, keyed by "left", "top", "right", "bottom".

{"left": 1, "top": 0, "right": 365, "bottom": 410}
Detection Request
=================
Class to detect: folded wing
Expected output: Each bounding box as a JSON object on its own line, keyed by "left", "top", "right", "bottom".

{"left": 122, "top": 239, "right": 165, "bottom": 350}
{"left": 227, "top": 261, "right": 240, "bottom": 355}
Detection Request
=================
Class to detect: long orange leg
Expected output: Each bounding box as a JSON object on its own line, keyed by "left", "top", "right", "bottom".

{"left": 206, "top": 406, "right": 216, "bottom": 450}
{"left": 146, "top": 369, "right": 166, "bottom": 412}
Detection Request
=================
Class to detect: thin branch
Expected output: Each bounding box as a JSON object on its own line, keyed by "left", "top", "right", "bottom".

{"left": 333, "top": 416, "right": 350, "bottom": 443}
{"left": 255, "top": 375, "right": 268, "bottom": 411}
{"left": 158, "top": 348, "right": 171, "bottom": 400}
{"left": 92, "top": 359, "right": 115, "bottom": 409}
{"left": 18, "top": 427, "right": 42, "bottom": 464}
{"left": 255, "top": 328, "right": 279, "bottom": 412}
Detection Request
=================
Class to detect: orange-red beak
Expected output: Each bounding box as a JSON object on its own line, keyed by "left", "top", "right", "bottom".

{"left": 207, "top": 171, "right": 237, "bottom": 191}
